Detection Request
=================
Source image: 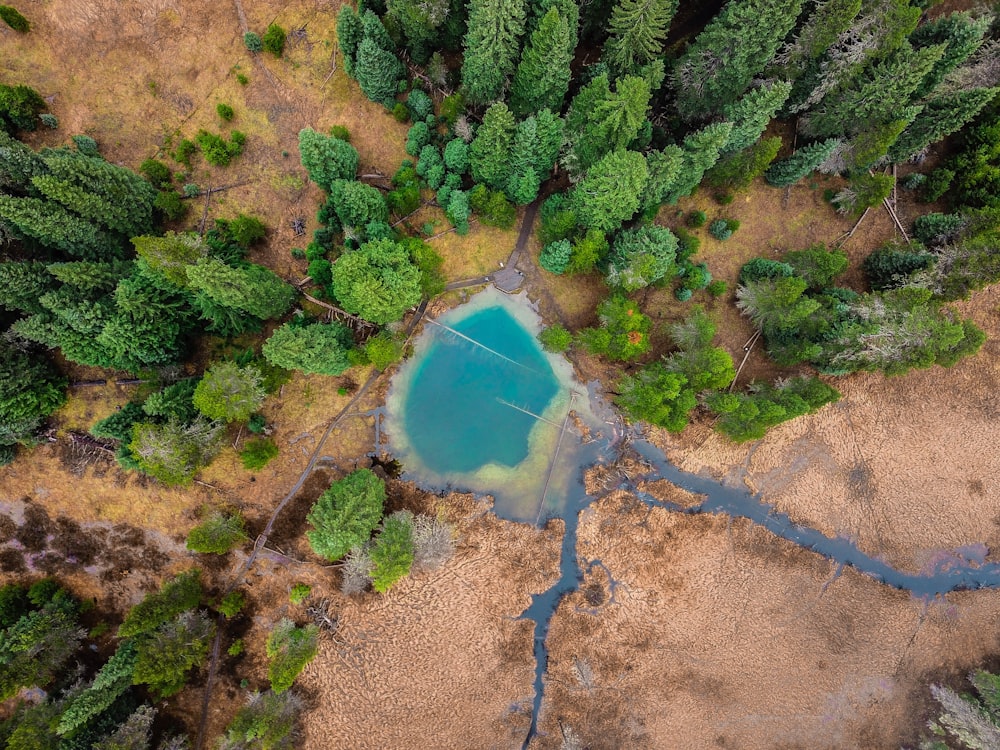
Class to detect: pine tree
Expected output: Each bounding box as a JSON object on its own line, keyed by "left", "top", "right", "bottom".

{"left": 639, "top": 145, "right": 683, "bottom": 212}
{"left": 606, "top": 224, "right": 678, "bottom": 291}
{"left": 193, "top": 362, "right": 265, "bottom": 423}
{"left": 662, "top": 121, "right": 733, "bottom": 204}
{"left": 769, "top": 0, "right": 861, "bottom": 80}
{"left": 298, "top": 128, "right": 360, "bottom": 191}
{"left": 563, "top": 74, "right": 650, "bottom": 174}
{"left": 132, "top": 610, "right": 215, "bottom": 698}
{"left": 306, "top": 469, "right": 386, "bottom": 561}
{"left": 461, "top": 0, "right": 527, "bottom": 104}
{"left": 387, "top": 0, "right": 451, "bottom": 61}
{"left": 533, "top": 109, "right": 564, "bottom": 181}
{"left": 604, "top": 0, "right": 676, "bottom": 79}
{"left": 889, "top": 87, "right": 999, "bottom": 162}
{"left": 0, "top": 195, "right": 119, "bottom": 260}
{"left": 330, "top": 239, "right": 423, "bottom": 324}
{"left": 570, "top": 149, "right": 648, "bottom": 232}
{"left": 336, "top": 5, "right": 365, "bottom": 77}
{"left": 186, "top": 258, "right": 295, "bottom": 321}
{"left": 506, "top": 118, "right": 541, "bottom": 204}
{"left": 263, "top": 322, "right": 354, "bottom": 376}
{"left": 764, "top": 138, "right": 840, "bottom": 186}
{"left": 266, "top": 619, "right": 319, "bottom": 693}
{"left": 0, "top": 130, "right": 46, "bottom": 192}
{"left": 370, "top": 511, "right": 415, "bottom": 593}
{"left": 132, "top": 232, "right": 206, "bottom": 286}
{"left": 672, "top": 0, "right": 804, "bottom": 120}
{"left": 355, "top": 37, "right": 406, "bottom": 107}
{"left": 509, "top": 7, "right": 574, "bottom": 117}
{"left": 0, "top": 340, "right": 65, "bottom": 447}
{"left": 910, "top": 11, "right": 990, "bottom": 99}
{"left": 0, "top": 84, "right": 46, "bottom": 134}
{"left": 57, "top": 643, "right": 138, "bottom": 737}
{"left": 469, "top": 102, "right": 515, "bottom": 190}
{"left": 0, "top": 261, "right": 55, "bottom": 313}
{"left": 721, "top": 81, "right": 792, "bottom": 153}
{"left": 46, "top": 260, "right": 129, "bottom": 292}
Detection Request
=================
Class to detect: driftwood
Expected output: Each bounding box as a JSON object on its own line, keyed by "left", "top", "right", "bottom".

{"left": 300, "top": 290, "right": 379, "bottom": 328}
{"left": 69, "top": 379, "right": 107, "bottom": 388}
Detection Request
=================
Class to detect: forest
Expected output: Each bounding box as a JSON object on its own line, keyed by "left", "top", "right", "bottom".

{"left": 2, "top": 0, "right": 1000, "bottom": 747}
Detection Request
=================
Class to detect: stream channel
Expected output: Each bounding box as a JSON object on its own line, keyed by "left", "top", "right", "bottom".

{"left": 384, "top": 288, "right": 1000, "bottom": 748}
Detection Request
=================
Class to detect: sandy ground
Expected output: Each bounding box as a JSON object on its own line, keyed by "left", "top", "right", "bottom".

{"left": 294, "top": 495, "right": 563, "bottom": 750}
{"left": 532, "top": 492, "right": 1000, "bottom": 750}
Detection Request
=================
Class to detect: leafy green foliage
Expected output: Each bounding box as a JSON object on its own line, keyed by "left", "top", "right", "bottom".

{"left": 119, "top": 570, "right": 202, "bottom": 638}
{"left": 240, "top": 437, "right": 278, "bottom": 471}
{"left": 329, "top": 179, "right": 390, "bottom": 229}
{"left": 262, "top": 24, "right": 286, "bottom": 57}
{"left": 289, "top": 584, "right": 311, "bottom": 605}
{"left": 217, "top": 592, "right": 245, "bottom": 618}
{"left": 194, "top": 129, "right": 246, "bottom": 167}
{"left": 130, "top": 417, "right": 223, "bottom": 485}
{"left": 132, "top": 610, "right": 214, "bottom": 698}
{"left": 707, "top": 377, "right": 840, "bottom": 442}
{"left": 0, "top": 6, "right": 30, "bottom": 32}
{"left": 618, "top": 367, "right": 696, "bottom": 432}
{"left": 0, "top": 83, "right": 45, "bottom": 133}
{"left": 567, "top": 229, "right": 608, "bottom": 275}
{"left": 510, "top": 6, "right": 573, "bottom": 117}
{"left": 577, "top": 295, "right": 651, "bottom": 361}
{"left": 0, "top": 341, "right": 66, "bottom": 447}
{"left": 832, "top": 172, "right": 894, "bottom": 215}
{"left": 187, "top": 257, "right": 295, "bottom": 321}
{"left": 139, "top": 159, "right": 173, "bottom": 189}
{"left": 216, "top": 103, "right": 235, "bottom": 121}
{"left": 331, "top": 239, "right": 423, "bottom": 324}
{"left": 470, "top": 103, "right": 515, "bottom": 190}
{"left": 538, "top": 324, "right": 572, "bottom": 353}
{"left": 244, "top": 32, "right": 263, "bottom": 52}
{"left": 469, "top": 184, "right": 516, "bottom": 228}
{"left": 782, "top": 244, "right": 848, "bottom": 288}
{"left": 606, "top": 224, "right": 678, "bottom": 291}
{"left": 266, "top": 619, "right": 319, "bottom": 693}
{"left": 363, "top": 332, "right": 404, "bottom": 369}
{"left": 764, "top": 138, "right": 840, "bottom": 187}
{"left": 571, "top": 149, "right": 648, "bottom": 232}
{"left": 370, "top": 511, "right": 415, "bottom": 593}
{"left": 223, "top": 690, "right": 301, "bottom": 750}
{"left": 263, "top": 321, "right": 354, "bottom": 375}
{"left": 306, "top": 469, "right": 386, "bottom": 561}
{"left": 461, "top": 0, "right": 526, "bottom": 104}
{"left": 0, "top": 592, "right": 83, "bottom": 699}
{"left": 186, "top": 512, "right": 247, "bottom": 554}
{"left": 298, "top": 128, "right": 359, "bottom": 191}
{"left": 706, "top": 137, "right": 782, "bottom": 192}
{"left": 193, "top": 362, "right": 265, "bottom": 423}
{"left": 56, "top": 642, "right": 137, "bottom": 736}
{"left": 539, "top": 239, "right": 572, "bottom": 275}
{"left": 604, "top": 0, "right": 675, "bottom": 78}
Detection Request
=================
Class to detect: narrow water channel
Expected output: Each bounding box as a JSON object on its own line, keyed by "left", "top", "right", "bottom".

{"left": 384, "top": 289, "right": 1000, "bottom": 748}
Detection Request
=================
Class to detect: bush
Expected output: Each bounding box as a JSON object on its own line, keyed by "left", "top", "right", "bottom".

{"left": 407, "top": 89, "right": 434, "bottom": 121}
{"left": 173, "top": 138, "right": 197, "bottom": 167}
{"left": 140, "top": 159, "right": 173, "bottom": 189}
{"left": 539, "top": 239, "right": 572, "bottom": 274}
{"left": 306, "top": 469, "right": 385, "bottom": 561}
{"left": 686, "top": 210, "right": 706, "bottom": 228}
{"left": 674, "top": 228, "right": 700, "bottom": 261}
{"left": 240, "top": 437, "right": 278, "bottom": 471}
{"left": 118, "top": 569, "right": 202, "bottom": 638}
{"left": 227, "top": 639, "right": 244, "bottom": 657}
{"left": 329, "top": 125, "right": 350, "bottom": 141}
{"left": 216, "top": 103, "right": 235, "bottom": 121}
{"left": 39, "top": 113, "right": 57, "bottom": 129}
{"left": 538, "top": 324, "right": 572, "bottom": 353}
{"left": 195, "top": 129, "right": 245, "bottom": 167}
{"left": 186, "top": 513, "right": 247, "bottom": 554}
{"left": 236, "top": 73, "right": 249, "bottom": 85}
{"left": 674, "top": 287, "right": 693, "bottom": 301}
{"left": 217, "top": 591, "right": 245, "bottom": 618}
{"left": 154, "top": 190, "right": 187, "bottom": 221}
{"left": 391, "top": 103, "right": 409, "bottom": 122}
{"left": 0, "top": 444, "right": 15, "bottom": 467}
{"left": 248, "top": 413, "right": 267, "bottom": 434}
{"left": 709, "top": 219, "right": 733, "bottom": 241}
{"left": 363, "top": 332, "right": 404, "bottom": 370}
{"left": 244, "top": 32, "right": 263, "bottom": 52}
{"left": 469, "top": 184, "right": 516, "bottom": 229}
{"left": 289, "top": 584, "right": 311, "bottom": 605}
{"left": 266, "top": 619, "right": 318, "bottom": 693}
{"left": 370, "top": 511, "right": 415, "bottom": 593}
{"left": 0, "top": 83, "right": 45, "bottom": 133}
{"left": 262, "top": 24, "right": 286, "bottom": 57}
{"left": 0, "top": 6, "right": 29, "bottom": 32}
{"left": 913, "top": 212, "right": 966, "bottom": 246}
{"left": 901, "top": 173, "right": 926, "bottom": 190}
{"left": 706, "top": 280, "right": 728, "bottom": 297}
{"left": 72, "top": 134, "right": 99, "bottom": 156}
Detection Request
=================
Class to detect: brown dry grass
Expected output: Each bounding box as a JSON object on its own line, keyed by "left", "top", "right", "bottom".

{"left": 532, "top": 492, "right": 1000, "bottom": 750}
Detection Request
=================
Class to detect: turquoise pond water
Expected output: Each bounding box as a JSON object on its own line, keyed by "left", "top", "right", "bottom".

{"left": 385, "top": 288, "right": 600, "bottom": 521}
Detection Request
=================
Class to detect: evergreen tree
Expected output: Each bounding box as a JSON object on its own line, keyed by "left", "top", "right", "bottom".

{"left": 130, "top": 417, "right": 223, "bottom": 486}
{"left": 222, "top": 690, "right": 301, "bottom": 750}
{"left": 387, "top": 0, "right": 451, "bottom": 61}
{"left": 0, "top": 83, "right": 46, "bottom": 134}
{"left": 0, "top": 340, "right": 65, "bottom": 447}
{"left": 91, "top": 705, "right": 155, "bottom": 750}
{"left": 509, "top": 7, "right": 574, "bottom": 117}
{"left": 662, "top": 121, "right": 733, "bottom": 204}
{"left": 469, "top": 102, "right": 515, "bottom": 190}
{"left": 639, "top": 145, "right": 683, "bottom": 212}
{"left": 764, "top": 138, "right": 840, "bottom": 186}
{"left": 769, "top": 0, "right": 861, "bottom": 81}
{"left": 132, "top": 610, "right": 214, "bottom": 698}
{"left": 336, "top": 5, "right": 365, "bottom": 77}
{"left": 617, "top": 367, "right": 696, "bottom": 432}
{"left": 329, "top": 179, "right": 390, "bottom": 229}
{"left": 888, "top": 87, "right": 999, "bottom": 162}
{"left": 330, "top": 239, "right": 423, "bottom": 324}
{"left": 721, "top": 81, "right": 792, "bottom": 153}
{"left": 563, "top": 74, "right": 650, "bottom": 174}
{"left": 298, "top": 128, "right": 360, "bottom": 191}
{"left": 461, "top": 0, "right": 527, "bottom": 104}
{"left": 606, "top": 224, "right": 678, "bottom": 291}
{"left": 306, "top": 469, "right": 386, "bottom": 561}
{"left": 0, "top": 195, "right": 120, "bottom": 260}
{"left": 0, "top": 130, "right": 46, "bottom": 192}
{"left": 672, "top": 0, "right": 804, "bottom": 120}
{"left": 604, "top": 0, "right": 676, "bottom": 79}
{"left": 47, "top": 260, "right": 130, "bottom": 292}
{"left": 533, "top": 108, "right": 564, "bottom": 181}
{"left": 370, "top": 511, "right": 415, "bottom": 593}
{"left": 186, "top": 258, "right": 295, "bottom": 321}
{"left": 355, "top": 37, "right": 406, "bottom": 107}
{"left": 266, "top": 620, "right": 319, "bottom": 693}
{"left": 577, "top": 295, "right": 651, "bottom": 361}
{"left": 443, "top": 138, "right": 470, "bottom": 173}
{"left": 506, "top": 117, "right": 541, "bottom": 204}
{"left": 263, "top": 321, "right": 354, "bottom": 375}
{"left": 570, "top": 149, "right": 648, "bottom": 232}
{"left": 0, "top": 596, "right": 83, "bottom": 699}
{"left": 909, "top": 11, "right": 990, "bottom": 99}
{"left": 57, "top": 643, "right": 138, "bottom": 737}
{"left": 193, "top": 362, "right": 265, "bottom": 423}
{"left": 131, "top": 232, "right": 206, "bottom": 287}
{"left": 0, "top": 260, "right": 55, "bottom": 313}
{"left": 539, "top": 239, "right": 573, "bottom": 274}
{"left": 706, "top": 136, "right": 782, "bottom": 192}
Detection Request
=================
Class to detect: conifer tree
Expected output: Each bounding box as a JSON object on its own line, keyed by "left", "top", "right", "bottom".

{"left": 721, "top": 81, "right": 792, "bottom": 153}
{"left": 46, "top": 260, "right": 129, "bottom": 292}
{"left": 306, "top": 469, "right": 386, "bottom": 561}
{"left": 769, "top": 0, "right": 861, "bottom": 81}
{"left": 355, "top": 37, "right": 406, "bottom": 107}
{"left": 336, "top": 5, "right": 364, "bottom": 77}
{"left": 0, "top": 83, "right": 46, "bottom": 134}
{"left": 506, "top": 118, "right": 541, "bottom": 204}
{"left": 563, "top": 74, "right": 650, "bottom": 174}
{"left": 509, "top": 7, "right": 574, "bottom": 117}
{"left": 764, "top": 138, "right": 840, "bottom": 186}
{"left": 387, "top": 0, "right": 451, "bottom": 61}
{"left": 0, "top": 261, "right": 54, "bottom": 314}
{"left": 662, "top": 121, "right": 733, "bottom": 204}
{"left": 0, "top": 340, "right": 65, "bottom": 447}
{"left": 571, "top": 149, "right": 648, "bottom": 232}
{"left": 331, "top": 239, "right": 423, "bottom": 324}
{"left": 131, "top": 232, "right": 206, "bottom": 287}
{"left": 298, "top": 129, "right": 359, "bottom": 191}
{"left": 0, "top": 195, "right": 119, "bottom": 260}
{"left": 672, "top": 0, "right": 804, "bottom": 120}
{"left": 193, "top": 362, "right": 265, "bottom": 423}
{"left": 186, "top": 258, "right": 295, "bottom": 321}
{"left": 606, "top": 224, "right": 678, "bottom": 291}
{"left": 639, "top": 145, "right": 684, "bottom": 212}
{"left": 888, "top": 87, "right": 999, "bottom": 162}
{"left": 533, "top": 109, "right": 564, "bottom": 181}
{"left": 604, "top": 0, "right": 676, "bottom": 79}
{"left": 0, "top": 130, "right": 46, "bottom": 192}
{"left": 469, "top": 102, "right": 515, "bottom": 190}
{"left": 909, "top": 11, "right": 990, "bottom": 99}
{"left": 461, "top": 0, "right": 527, "bottom": 104}
{"left": 263, "top": 322, "right": 354, "bottom": 376}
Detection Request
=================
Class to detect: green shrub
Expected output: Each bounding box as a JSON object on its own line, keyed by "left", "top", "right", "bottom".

{"left": 363, "top": 333, "right": 404, "bottom": 370}
{"left": 262, "top": 24, "right": 286, "bottom": 56}
{"left": 216, "top": 103, "right": 235, "bottom": 122}
{"left": 540, "top": 239, "right": 572, "bottom": 274}
{"left": 0, "top": 6, "right": 29, "bottom": 32}
{"left": 709, "top": 219, "right": 733, "bottom": 241}
{"left": 289, "top": 584, "right": 311, "bottom": 605}
{"left": 686, "top": 210, "right": 706, "bottom": 228}
{"left": 118, "top": 569, "right": 202, "bottom": 638}
{"left": 0, "top": 83, "right": 45, "bottom": 133}
{"left": 306, "top": 469, "right": 385, "bottom": 561}
{"left": 72, "top": 134, "right": 99, "bottom": 156}
{"left": 407, "top": 89, "right": 434, "bottom": 121}
{"left": 370, "top": 512, "right": 415, "bottom": 593}
{"left": 914, "top": 212, "right": 966, "bottom": 246}
{"left": 248, "top": 413, "right": 267, "bottom": 434}
{"left": 39, "top": 113, "right": 58, "bottom": 129}
{"left": 240, "top": 437, "right": 278, "bottom": 471}
{"left": 91, "top": 402, "right": 146, "bottom": 442}
{"left": 227, "top": 639, "right": 244, "bottom": 657}
{"left": 921, "top": 168, "right": 954, "bottom": 203}
{"left": 0, "top": 444, "right": 16, "bottom": 467}
{"left": 244, "top": 32, "right": 263, "bottom": 52}
{"left": 140, "top": 159, "right": 173, "bottom": 189}
{"left": 329, "top": 125, "right": 350, "bottom": 141}
{"left": 217, "top": 591, "right": 245, "bottom": 618}
{"left": 706, "top": 280, "right": 728, "bottom": 297}
{"left": 392, "top": 102, "right": 410, "bottom": 122}
{"left": 186, "top": 512, "right": 248, "bottom": 554}
{"left": 901, "top": 173, "right": 926, "bottom": 190}
{"left": 236, "top": 73, "right": 249, "bottom": 86}
{"left": 674, "top": 228, "right": 700, "bottom": 261}
{"left": 183, "top": 182, "right": 200, "bottom": 197}
{"left": 173, "top": 138, "right": 197, "bottom": 167}
{"left": 195, "top": 129, "right": 246, "bottom": 167}
{"left": 266, "top": 619, "right": 318, "bottom": 693}
{"left": 538, "top": 324, "right": 572, "bottom": 353}
{"left": 154, "top": 190, "right": 187, "bottom": 221}
{"left": 674, "top": 287, "right": 693, "bottom": 301}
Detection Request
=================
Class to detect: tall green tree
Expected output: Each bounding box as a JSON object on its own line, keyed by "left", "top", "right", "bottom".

{"left": 130, "top": 417, "right": 223, "bottom": 485}
{"left": 764, "top": 138, "right": 840, "bottom": 186}
{"left": 604, "top": 0, "right": 676, "bottom": 78}
{"left": 0, "top": 130, "right": 46, "bottom": 192}
{"left": 506, "top": 117, "right": 541, "bottom": 204}
{"left": 331, "top": 239, "right": 423, "bottom": 324}
{"left": 769, "top": 0, "right": 861, "bottom": 81}
{"left": 909, "top": 11, "right": 991, "bottom": 99}
{"left": 266, "top": 620, "right": 319, "bottom": 693}
{"left": 0, "top": 195, "right": 120, "bottom": 260}
{"left": 606, "top": 224, "right": 678, "bottom": 291}
{"left": 131, "top": 232, "right": 206, "bottom": 286}
{"left": 132, "top": 610, "right": 214, "bottom": 698}
{"left": 563, "top": 74, "right": 650, "bottom": 174}
{"left": 672, "top": 0, "right": 804, "bottom": 120}
{"left": 298, "top": 129, "right": 360, "bottom": 191}
{"left": 461, "top": 0, "right": 527, "bottom": 103}
{"left": 306, "top": 469, "right": 386, "bottom": 561}
{"left": 0, "top": 595, "right": 83, "bottom": 699}
{"left": 570, "top": 149, "right": 648, "bottom": 232}
{"left": 192, "top": 362, "right": 265, "bottom": 423}
{"left": 387, "top": 0, "right": 452, "bottom": 61}
{"left": 355, "top": 36, "right": 406, "bottom": 107}
{"left": 509, "top": 7, "right": 574, "bottom": 117}
{"left": 370, "top": 511, "right": 415, "bottom": 593}
{"left": 262, "top": 321, "right": 354, "bottom": 376}
{"left": 661, "top": 121, "right": 733, "bottom": 204}
{"left": 888, "top": 87, "right": 999, "bottom": 162}
{"left": 336, "top": 5, "right": 365, "bottom": 77}
{"left": 721, "top": 81, "right": 792, "bottom": 153}
{"left": 186, "top": 258, "right": 295, "bottom": 321}
{"left": 0, "top": 341, "right": 65, "bottom": 448}
{"left": 0, "top": 83, "right": 46, "bottom": 134}
{"left": 0, "top": 260, "right": 55, "bottom": 313}
{"left": 469, "top": 102, "right": 515, "bottom": 190}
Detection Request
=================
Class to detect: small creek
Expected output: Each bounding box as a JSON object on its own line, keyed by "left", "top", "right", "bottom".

{"left": 384, "top": 289, "right": 1000, "bottom": 749}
